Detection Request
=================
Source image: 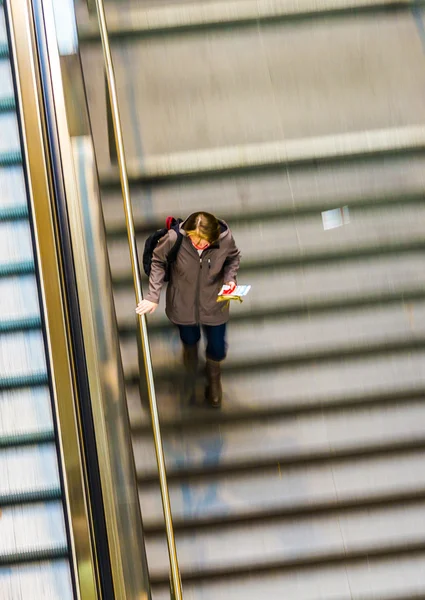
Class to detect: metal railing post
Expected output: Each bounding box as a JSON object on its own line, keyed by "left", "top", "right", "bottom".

{"left": 91, "top": 1, "right": 183, "bottom": 598}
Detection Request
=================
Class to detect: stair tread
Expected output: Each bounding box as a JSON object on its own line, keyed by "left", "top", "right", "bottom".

{"left": 133, "top": 398, "right": 425, "bottom": 478}
{"left": 120, "top": 301, "right": 425, "bottom": 377}
{"left": 146, "top": 500, "right": 425, "bottom": 579}
{"left": 109, "top": 201, "right": 425, "bottom": 274}
{"left": 0, "top": 388, "right": 55, "bottom": 440}
{"left": 0, "top": 445, "right": 60, "bottom": 501}
{"left": 151, "top": 553, "right": 425, "bottom": 600}
{"left": 0, "top": 275, "right": 40, "bottom": 323}
{"left": 127, "top": 349, "right": 425, "bottom": 424}
{"left": 0, "top": 221, "right": 34, "bottom": 268}
{"left": 0, "top": 63, "right": 13, "bottom": 110}
{"left": 0, "top": 561, "right": 74, "bottom": 600}
{"left": 78, "top": 0, "right": 421, "bottom": 40}
{"left": 139, "top": 448, "right": 425, "bottom": 527}
{"left": 0, "top": 113, "right": 20, "bottom": 157}
{"left": 0, "top": 164, "right": 27, "bottom": 207}
{"left": 0, "top": 503, "right": 67, "bottom": 561}
{"left": 114, "top": 251, "right": 425, "bottom": 329}
{"left": 102, "top": 155, "right": 425, "bottom": 232}
{"left": 0, "top": 331, "right": 47, "bottom": 381}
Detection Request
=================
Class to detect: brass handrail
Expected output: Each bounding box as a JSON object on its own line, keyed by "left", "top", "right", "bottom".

{"left": 92, "top": 1, "right": 183, "bottom": 598}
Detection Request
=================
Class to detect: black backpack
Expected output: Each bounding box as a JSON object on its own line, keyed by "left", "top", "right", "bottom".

{"left": 142, "top": 217, "right": 183, "bottom": 282}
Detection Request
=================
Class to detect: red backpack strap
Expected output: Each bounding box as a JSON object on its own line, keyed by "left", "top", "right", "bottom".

{"left": 165, "top": 216, "right": 175, "bottom": 230}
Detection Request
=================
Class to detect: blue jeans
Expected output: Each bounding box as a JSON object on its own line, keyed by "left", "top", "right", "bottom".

{"left": 178, "top": 323, "right": 227, "bottom": 362}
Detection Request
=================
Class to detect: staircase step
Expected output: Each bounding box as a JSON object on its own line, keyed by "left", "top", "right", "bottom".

{"left": 0, "top": 59, "right": 13, "bottom": 100}
{"left": 129, "top": 384, "right": 425, "bottom": 430}
{"left": 0, "top": 276, "right": 42, "bottom": 324}
{"left": 100, "top": 128, "right": 425, "bottom": 185}
{"left": 106, "top": 189, "right": 425, "bottom": 240}
{"left": 122, "top": 287, "right": 425, "bottom": 335}
{"left": 133, "top": 397, "right": 425, "bottom": 480}
{"left": 115, "top": 251, "right": 425, "bottom": 331}
{"left": 139, "top": 447, "right": 425, "bottom": 528}
{"left": 0, "top": 445, "right": 61, "bottom": 506}
{"left": 127, "top": 348, "right": 425, "bottom": 424}
{"left": 0, "top": 113, "right": 19, "bottom": 156}
{"left": 120, "top": 301, "right": 425, "bottom": 377}
{"left": 112, "top": 240, "right": 425, "bottom": 287}
{"left": 146, "top": 500, "right": 425, "bottom": 582}
{"left": 107, "top": 201, "right": 425, "bottom": 283}
{"left": 0, "top": 5, "right": 6, "bottom": 42}
{"left": 0, "top": 561, "right": 74, "bottom": 600}
{"left": 0, "top": 222, "right": 35, "bottom": 271}
{"left": 83, "top": 10, "right": 425, "bottom": 172}
{"left": 78, "top": 0, "right": 422, "bottom": 40}
{"left": 102, "top": 155, "right": 425, "bottom": 233}
{"left": 125, "top": 336, "right": 425, "bottom": 384}
{"left": 0, "top": 166, "right": 27, "bottom": 209}
{"left": 0, "top": 503, "right": 67, "bottom": 565}
{"left": 0, "top": 331, "right": 47, "bottom": 383}
{"left": 151, "top": 552, "right": 425, "bottom": 600}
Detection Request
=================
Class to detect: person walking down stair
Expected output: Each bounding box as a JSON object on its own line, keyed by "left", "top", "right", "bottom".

{"left": 136, "top": 211, "right": 241, "bottom": 408}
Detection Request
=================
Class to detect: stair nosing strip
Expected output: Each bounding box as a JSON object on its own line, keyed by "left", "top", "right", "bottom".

{"left": 99, "top": 126, "right": 425, "bottom": 183}
{"left": 0, "top": 44, "right": 9, "bottom": 60}
{"left": 0, "top": 205, "right": 29, "bottom": 222}
{"left": 105, "top": 190, "right": 425, "bottom": 239}
{"left": 138, "top": 442, "right": 425, "bottom": 488}
{"left": 0, "top": 316, "right": 42, "bottom": 334}
{"left": 148, "top": 539, "right": 425, "bottom": 586}
{"left": 0, "top": 260, "right": 35, "bottom": 278}
{"left": 119, "top": 286, "right": 425, "bottom": 337}
{"left": 0, "top": 96, "right": 16, "bottom": 114}
{"left": 0, "top": 545, "right": 69, "bottom": 568}
{"left": 0, "top": 429, "right": 55, "bottom": 449}
{"left": 78, "top": 0, "right": 420, "bottom": 40}
{"left": 0, "top": 150, "right": 22, "bottom": 167}
{"left": 126, "top": 334, "right": 425, "bottom": 385}
{"left": 0, "top": 486, "right": 62, "bottom": 509}
{"left": 113, "top": 239, "right": 425, "bottom": 286}
{"left": 137, "top": 435, "right": 425, "bottom": 484}
{"left": 0, "top": 372, "right": 49, "bottom": 390}
{"left": 130, "top": 386, "right": 425, "bottom": 434}
{"left": 143, "top": 486, "right": 425, "bottom": 534}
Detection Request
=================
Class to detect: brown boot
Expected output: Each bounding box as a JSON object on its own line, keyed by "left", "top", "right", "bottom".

{"left": 183, "top": 344, "right": 198, "bottom": 405}
{"left": 205, "top": 358, "right": 222, "bottom": 408}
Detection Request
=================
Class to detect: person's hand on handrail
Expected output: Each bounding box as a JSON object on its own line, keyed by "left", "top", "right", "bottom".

{"left": 136, "top": 299, "right": 158, "bottom": 315}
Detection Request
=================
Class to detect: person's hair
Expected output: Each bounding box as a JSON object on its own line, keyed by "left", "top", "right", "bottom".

{"left": 183, "top": 212, "right": 221, "bottom": 244}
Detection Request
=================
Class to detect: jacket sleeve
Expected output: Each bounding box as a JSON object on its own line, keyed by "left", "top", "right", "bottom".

{"left": 144, "top": 231, "right": 174, "bottom": 304}
{"left": 223, "top": 233, "right": 241, "bottom": 283}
